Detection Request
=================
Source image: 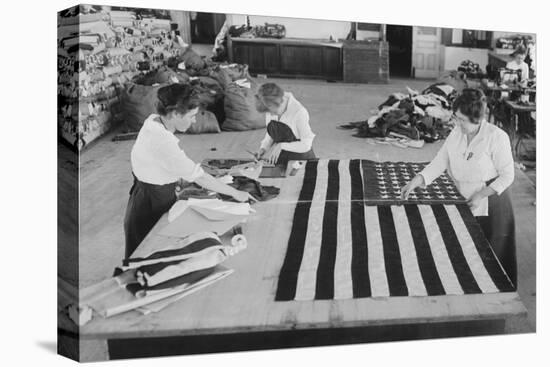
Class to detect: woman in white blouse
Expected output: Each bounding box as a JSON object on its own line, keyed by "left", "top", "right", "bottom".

{"left": 254, "top": 83, "right": 316, "bottom": 165}
{"left": 401, "top": 89, "right": 517, "bottom": 286}
{"left": 506, "top": 45, "right": 530, "bottom": 83}
{"left": 124, "top": 84, "right": 256, "bottom": 258}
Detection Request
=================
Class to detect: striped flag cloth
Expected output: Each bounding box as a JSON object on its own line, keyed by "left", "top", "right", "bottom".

{"left": 275, "top": 159, "right": 515, "bottom": 301}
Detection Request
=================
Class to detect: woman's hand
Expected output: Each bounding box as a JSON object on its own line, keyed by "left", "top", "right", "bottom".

{"left": 255, "top": 148, "right": 266, "bottom": 161}
{"left": 232, "top": 189, "right": 258, "bottom": 203}
{"left": 265, "top": 143, "right": 283, "bottom": 165}
{"left": 400, "top": 175, "right": 425, "bottom": 200}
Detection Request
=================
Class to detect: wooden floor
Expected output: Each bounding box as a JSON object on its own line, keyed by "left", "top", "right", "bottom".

{"left": 66, "top": 77, "right": 536, "bottom": 340}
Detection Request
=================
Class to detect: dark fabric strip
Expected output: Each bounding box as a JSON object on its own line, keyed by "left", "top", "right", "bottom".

{"left": 430, "top": 204, "right": 481, "bottom": 294}
{"left": 377, "top": 206, "right": 408, "bottom": 296}
{"left": 315, "top": 160, "right": 339, "bottom": 299}
{"left": 456, "top": 204, "right": 515, "bottom": 292}
{"left": 404, "top": 204, "right": 446, "bottom": 296}
{"left": 275, "top": 160, "right": 318, "bottom": 301}
{"left": 123, "top": 237, "right": 221, "bottom": 266}
{"left": 126, "top": 267, "right": 216, "bottom": 295}
{"left": 350, "top": 160, "right": 371, "bottom": 297}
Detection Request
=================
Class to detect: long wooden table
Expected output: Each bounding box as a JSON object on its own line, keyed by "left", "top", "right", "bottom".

{"left": 64, "top": 163, "right": 527, "bottom": 361}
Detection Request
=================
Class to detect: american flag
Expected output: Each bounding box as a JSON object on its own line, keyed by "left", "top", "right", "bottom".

{"left": 275, "top": 159, "right": 514, "bottom": 301}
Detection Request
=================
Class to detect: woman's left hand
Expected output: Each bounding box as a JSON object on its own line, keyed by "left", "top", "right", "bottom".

{"left": 468, "top": 191, "right": 485, "bottom": 210}
{"left": 265, "top": 143, "right": 283, "bottom": 165}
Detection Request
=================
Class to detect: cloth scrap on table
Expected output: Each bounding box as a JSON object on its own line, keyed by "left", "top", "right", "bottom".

{"left": 275, "top": 159, "right": 515, "bottom": 301}
{"left": 159, "top": 204, "right": 248, "bottom": 238}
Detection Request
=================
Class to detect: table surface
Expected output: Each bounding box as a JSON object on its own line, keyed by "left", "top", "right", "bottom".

{"left": 505, "top": 99, "right": 537, "bottom": 112}
{"left": 78, "top": 163, "right": 526, "bottom": 340}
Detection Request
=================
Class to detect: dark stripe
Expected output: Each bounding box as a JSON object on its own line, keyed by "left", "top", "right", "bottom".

{"left": 404, "top": 205, "right": 446, "bottom": 296}
{"left": 377, "top": 206, "right": 408, "bottom": 296}
{"left": 275, "top": 160, "right": 318, "bottom": 301}
{"left": 456, "top": 204, "right": 515, "bottom": 292}
{"left": 430, "top": 205, "right": 481, "bottom": 294}
{"left": 350, "top": 160, "right": 371, "bottom": 297}
{"left": 315, "top": 160, "right": 339, "bottom": 299}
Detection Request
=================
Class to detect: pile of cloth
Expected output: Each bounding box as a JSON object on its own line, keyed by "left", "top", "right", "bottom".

{"left": 457, "top": 60, "right": 486, "bottom": 79}
{"left": 339, "top": 83, "right": 457, "bottom": 144}
{"left": 58, "top": 6, "right": 184, "bottom": 149}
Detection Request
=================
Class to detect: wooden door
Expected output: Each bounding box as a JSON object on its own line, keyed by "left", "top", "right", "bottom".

{"left": 412, "top": 26, "right": 441, "bottom": 78}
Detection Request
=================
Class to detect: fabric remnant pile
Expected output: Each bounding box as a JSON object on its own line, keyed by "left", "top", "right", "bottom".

{"left": 339, "top": 83, "right": 457, "bottom": 144}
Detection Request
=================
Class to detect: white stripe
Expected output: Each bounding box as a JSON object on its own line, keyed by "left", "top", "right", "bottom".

{"left": 445, "top": 205, "right": 499, "bottom": 293}
{"left": 333, "top": 159, "right": 354, "bottom": 299}
{"left": 417, "top": 205, "right": 464, "bottom": 295}
{"left": 294, "top": 159, "right": 329, "bottom": 300}
{"left": 365, "top": 205, "right": 390, "bottom": 297}
{"left": 390, "top": 206, "right": 428, "bottom": 296}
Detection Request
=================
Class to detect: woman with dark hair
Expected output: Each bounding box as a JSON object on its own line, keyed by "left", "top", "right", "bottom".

{"left": 401, "top": 89, "right": 517, "bottom": 286}
{"left": 124, "top": 83, "right": 256, "bottom": 258}
{"left": 254, "top": 83, "right": 316, "bottom": 165}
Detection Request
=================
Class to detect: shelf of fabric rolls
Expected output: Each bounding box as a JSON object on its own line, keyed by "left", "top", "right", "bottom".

{"left": 57, "top": 9, "right": 180, "bottom": 150}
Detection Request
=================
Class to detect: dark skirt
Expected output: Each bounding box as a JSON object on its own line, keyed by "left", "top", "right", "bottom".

{"left": 267, "top": 120, "right": 316, "bottom": 165}
{"left": 123, "top": 176, "right": 178, "bottom": 258}
{"left": 476, "top": 187, "right": 517, "bottom": 288}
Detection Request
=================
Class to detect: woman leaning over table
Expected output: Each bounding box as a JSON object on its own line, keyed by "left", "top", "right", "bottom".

{"left": 401, "top": 89, "right": 517, "bottom": 287}
{"left": 124, "top": 83, "right": 256, "bottom": 258}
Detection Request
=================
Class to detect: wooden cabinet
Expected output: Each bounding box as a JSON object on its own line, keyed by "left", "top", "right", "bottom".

{"left": 229, "top": 37, "right": 343, "bottom": 80}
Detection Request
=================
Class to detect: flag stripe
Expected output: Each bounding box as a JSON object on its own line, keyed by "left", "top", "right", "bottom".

{"left": 456, "top": 204, "right": 515, "bottom": 292}
{"left": 333, "top": 159, "right": 354, "bottom": 299}
{"left": 417, "top": 204, "right": 463, "bottom": 295}
{"left": 275, "top": 160, "right": 318, "bottom": 301}
{"left": 391, "top": 206, "right": 428, "bottom": 296}
{"left": 295, "top": 160, "right": 329, "bottom": 300}
{"left": 404, "top": 205, "right": 446, "bottom": 296}
{"left": 350, "top": 160, "right": 371, "bottom": 297}
{"left": 445, "top": 205, "right": 499, "bottom": 293}
{"left": 315, "top": 160, "right": 340, "bottom": 299}
{"left": 431, "top": 204, "right": 482, "bottom": 294}
{"left": 365, "top": 206, "right": 390, "bottom": 297}
{"left": 378, "top": 206, "right": 409, "bottom": 296}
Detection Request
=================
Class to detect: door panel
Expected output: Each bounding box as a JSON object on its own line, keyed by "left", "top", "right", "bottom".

{"left": 412, "top": 26, "right": 441, "bottom": 78}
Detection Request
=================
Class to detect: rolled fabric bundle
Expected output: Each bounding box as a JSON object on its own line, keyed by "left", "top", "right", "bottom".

{"left": 127, "top": 267, "right": 216, "bottom": 298}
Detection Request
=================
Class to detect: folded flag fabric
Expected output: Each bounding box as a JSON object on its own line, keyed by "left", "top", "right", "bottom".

{"left": 275, "top": 159, "right": 514, "bottom": 301}
{"left": 127, "top": 267, "right": 216, "bottom": 298}
{"left": 121, "top": 232, "right": 224, "bottom": 268}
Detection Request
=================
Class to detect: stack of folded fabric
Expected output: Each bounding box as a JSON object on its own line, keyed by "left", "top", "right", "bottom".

{"left": 339, "top": 83, "right": 456, "bottom": 144}
{"left": 57, "top": 7, "right": 186, "bottom": 149}
{"left": 74, "top": 231, "right": 246, "bottom": 324}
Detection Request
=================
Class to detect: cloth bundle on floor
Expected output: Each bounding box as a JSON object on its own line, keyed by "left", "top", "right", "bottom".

{"left": 339, "top": 83, "right": 456, "bottom": 142}
{"left": 119, "top": 82, "right": 221, "bottom": 134}
{"left": 222, "top": 82, "right": 265, "bottom": 131}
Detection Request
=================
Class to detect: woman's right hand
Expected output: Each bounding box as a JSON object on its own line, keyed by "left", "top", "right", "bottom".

{"left": 400, "top": 175, "right": 425, "bottom": 200}
{"left": 255, "top": 148, "right": 266, "bottom": 161}
{"left": 232, "top": 189, "right": 258, "bottom": 203}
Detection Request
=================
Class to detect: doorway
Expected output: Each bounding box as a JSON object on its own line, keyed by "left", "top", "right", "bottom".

{"left": 190, "top": 12, "right": 226, "bottom": 44}
{"left": 386, "top": 25, "right": 413, "bottom": 77}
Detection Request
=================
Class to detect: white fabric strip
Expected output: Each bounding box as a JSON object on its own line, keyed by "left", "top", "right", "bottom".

{"left": 364, "top": 206, "right": 390, "bottom": 297}
{"left": 294, "top": 159, "right": 329, "bottom": 300}
{"left": 390, "top": 206, "right": 428, "bottom": 296}
{"left": 417, "top": 205, "right": 464, "bottom": 295}
{"left": 444, "top": 205, "right": 499, "bottom": 293}
{"left": 333, "top": 159, "right": 354, "bottom": 299}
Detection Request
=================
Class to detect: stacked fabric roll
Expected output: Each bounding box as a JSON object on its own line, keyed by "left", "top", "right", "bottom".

{"left": 57, "top": 8, "right": 183, "bottom": 150}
